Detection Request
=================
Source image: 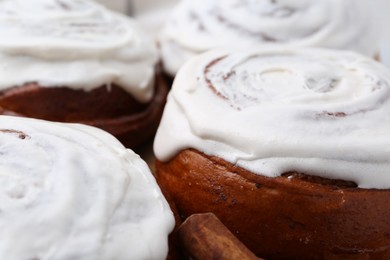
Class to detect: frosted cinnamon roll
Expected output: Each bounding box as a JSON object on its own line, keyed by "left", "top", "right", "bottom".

{"left": 160, "top": 0, "right": 380, "bottom": 77}
{"left": 0, "top": 115, "right": 174, "bottom": 259}
{"left": 154, "top": 47, "right": 390, "bottom": 259}
{"left": 0, "top": 0, "right": 168, "bottom": 148}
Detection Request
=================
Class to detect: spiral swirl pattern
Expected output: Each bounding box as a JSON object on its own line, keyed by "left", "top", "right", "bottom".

{"left": 160, "top": 0, "right": 379, "bottom": 76}
{"left": 155, "top": 48, "right": 390, "bottom": 189}
{"left": 0, "top": 0, "right": 157, "bottom": 102}
{"left": 0, "top": 116, "right": 174, "bottom": 259}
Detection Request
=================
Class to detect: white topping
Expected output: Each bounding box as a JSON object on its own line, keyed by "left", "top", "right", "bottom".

{"left": 154, "top": 47, "right": 390, "bottom": 189}
{"left": 160, "top": 0, "right": 380, "bottom": 76}
{"left": 0, "top": 116, "right": 174, "bottom": 259}
{"left": 0, "top": 0, "right": 158, "bottom": 102}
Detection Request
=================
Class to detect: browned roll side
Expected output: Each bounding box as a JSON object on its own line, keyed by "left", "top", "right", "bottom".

{"left": 0, "top": 72, "right": 169, "bottom": 148}
{"left": 156, "top": 149, "right": 390, "bottom": 260}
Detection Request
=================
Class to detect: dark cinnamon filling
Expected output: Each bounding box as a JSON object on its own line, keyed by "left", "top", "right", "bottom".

{"left": 204, "top": 57, "right": 228, "bottom": 101}
{"left": 0, "top": 129, "right": 29, "bottom": 139}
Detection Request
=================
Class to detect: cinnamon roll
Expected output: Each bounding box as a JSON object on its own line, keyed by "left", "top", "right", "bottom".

{"left": 0, "top": 0, "right": 168, "bottom": 148}
{"left": 154, "top": 47, "right": 390, "bottom": 259}
{"left": 0, "top": 115, "right": 174, "bottom": 259}
{"left": 160, "top": 0, "right": 380, "bottom": 77}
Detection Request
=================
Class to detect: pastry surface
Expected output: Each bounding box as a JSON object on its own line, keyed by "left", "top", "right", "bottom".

{"left": 0, "top": 72, "right": 169, "bottom": 148}
{"left": 156, "top": 149, "right": 390, "bottom": 259}
{"left": 154, "top": 47, "right": 390, "bottom": 258}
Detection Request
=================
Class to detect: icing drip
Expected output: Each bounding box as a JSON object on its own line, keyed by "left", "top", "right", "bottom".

{"left": 160, "top": 0, "right": 380, "bottom": 76}
{"left": 0, "top": 0, "right": 158, "bottom": 102}
{"left": 0, "top": 116, "right": 174, "bottom": 259}
{"left": 154, "top": 48, "right": 390, "bottom": 189}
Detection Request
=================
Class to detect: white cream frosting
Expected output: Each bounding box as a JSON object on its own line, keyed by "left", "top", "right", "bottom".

{"left": 154, "top": 47, "right": 390, "bottom": 189}
{"left": 0, "top": 116, "right": 174, "bottom": 259}
{"left": 0, "top": 0, "right": 158, "bottom": 102}
{"left": 160, "top": 0, "right": 380, "bottom": 76}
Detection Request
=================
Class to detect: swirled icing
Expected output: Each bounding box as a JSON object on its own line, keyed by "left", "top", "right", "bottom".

{"left": 154, "top": 47, "right": 390, "bottom": 189}
{"left": 0, "top": 0, "right": 158, "bottom": 102}
{"left": 160, "top": 0, "right": 380, "bottom": 76}
{"left": 0, "top": 116, "right": 174, "bottom": 259}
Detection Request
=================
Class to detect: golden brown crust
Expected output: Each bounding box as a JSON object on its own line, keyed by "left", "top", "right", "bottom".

{"left": 155, "top": 149, "right": 390, "bottom": 260}
{"left": 0, "top": 73, "right": 169, "bottom": 148}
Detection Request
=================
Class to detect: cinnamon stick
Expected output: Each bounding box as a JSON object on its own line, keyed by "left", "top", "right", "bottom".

{"left": 178, "top": 213, "right": 261, "bottom": 260}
